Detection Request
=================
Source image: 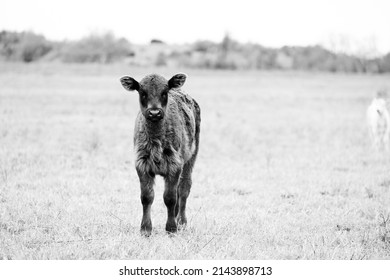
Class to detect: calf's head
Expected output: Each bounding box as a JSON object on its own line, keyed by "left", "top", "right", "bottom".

{"left": 120, "top": 73, "right": 187, "bottom": 122}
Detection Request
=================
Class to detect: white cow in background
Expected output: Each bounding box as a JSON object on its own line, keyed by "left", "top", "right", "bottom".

{"left": 367, "top": 96, "right": 390, "bottom": 151}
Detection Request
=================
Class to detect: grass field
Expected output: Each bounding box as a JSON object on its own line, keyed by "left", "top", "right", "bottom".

{"left": 0, "top": 62, "right": 390, "bottom": 259}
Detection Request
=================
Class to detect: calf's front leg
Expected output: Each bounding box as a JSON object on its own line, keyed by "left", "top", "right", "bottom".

{"left": 137, "top": 169, "right": 155, "bottom": 236}
{"left": 164, "top": 170, "right": 181, "bottom": 233}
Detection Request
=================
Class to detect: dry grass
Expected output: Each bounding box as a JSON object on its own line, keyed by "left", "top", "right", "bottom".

{"left": 0, "top": 62, "right": 390, "bottom": 259}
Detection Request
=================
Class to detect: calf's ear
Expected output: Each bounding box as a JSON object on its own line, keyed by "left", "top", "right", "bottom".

{"left": 120, "top": 76, "right": 140, "bottom": 91}
{"left": 168, "top": 73, "right": 187, "bottom": 89}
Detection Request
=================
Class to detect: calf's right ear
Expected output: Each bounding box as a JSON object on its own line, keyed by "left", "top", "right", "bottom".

{"left": 120, "top": 76, "right": 140, "bottom": 91}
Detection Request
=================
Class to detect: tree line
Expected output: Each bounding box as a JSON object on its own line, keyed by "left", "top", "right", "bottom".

{"left": 1, "top": 30, "right": 389, "bottom": 73}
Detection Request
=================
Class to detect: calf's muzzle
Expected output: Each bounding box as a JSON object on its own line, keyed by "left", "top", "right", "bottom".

{"left": 146, "top": 108, "right": 164, "bottom": 122}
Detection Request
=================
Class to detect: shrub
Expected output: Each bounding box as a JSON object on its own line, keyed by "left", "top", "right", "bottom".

{"left": 0, "top": 31, "right": 53, "bottom": 62}
{"left": 61, "top": 32, "right": 133, "bottom": 63}
{"left": 18, "top": 33, "right": 53, "bottom": 62}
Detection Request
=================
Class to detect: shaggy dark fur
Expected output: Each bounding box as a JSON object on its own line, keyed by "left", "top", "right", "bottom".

{"left": 120, "top": 73, "right": 201, "bottom": 235}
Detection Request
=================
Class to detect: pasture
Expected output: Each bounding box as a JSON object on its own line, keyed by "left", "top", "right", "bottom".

{"left": 0, "top": 62, "right": 390, "bottom": 259}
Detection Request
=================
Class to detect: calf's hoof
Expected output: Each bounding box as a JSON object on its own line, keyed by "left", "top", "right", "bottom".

{"left": 165, "top": 221, "right": 177, "bottom": 233}
{"left": 177, "top": 216, "right": 187, "bottom": 227}
{"left": 141, "top": 223, "right": 152, "bottom": 237}
{"left": 140, "top": 229, "right": 152, "bottom": 237}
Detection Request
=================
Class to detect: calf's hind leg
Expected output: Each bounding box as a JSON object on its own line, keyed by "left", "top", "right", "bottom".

{"left": 176, "top": 160, "right": 195, "bottom": 227}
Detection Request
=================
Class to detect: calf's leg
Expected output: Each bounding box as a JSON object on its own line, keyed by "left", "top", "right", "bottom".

{"left": 164, "top": 170, "right": 181, "bottom": 233}
{"left": 137, "top": 169, "right": 155, "bottom": 236}
{"left": 176, "top": 161, "right": 194, "bottom": 227}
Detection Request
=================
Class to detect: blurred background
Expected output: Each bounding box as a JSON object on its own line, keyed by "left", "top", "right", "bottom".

{"left": 1, "top": 0, "right": 390, "bottom": 72}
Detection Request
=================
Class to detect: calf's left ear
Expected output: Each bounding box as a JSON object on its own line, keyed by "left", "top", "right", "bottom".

{"left": 120, "top": 76, "right": 140, "bottom": 91}
{"left": 168, "top": 73, "right": 187, "bottom": 89}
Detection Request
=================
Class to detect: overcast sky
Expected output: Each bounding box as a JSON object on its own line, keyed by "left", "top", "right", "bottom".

{"left": 2, "top": 0, "right": 390, "bottom": 54}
